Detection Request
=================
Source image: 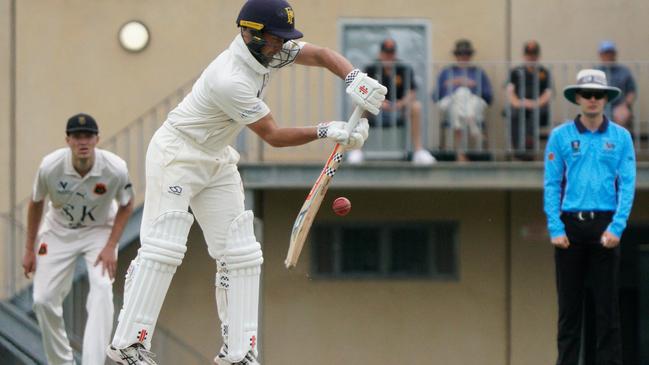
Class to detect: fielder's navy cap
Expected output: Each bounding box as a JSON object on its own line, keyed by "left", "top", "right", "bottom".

{"left": 66, "top": 113, "right": 99, "bottom": 135}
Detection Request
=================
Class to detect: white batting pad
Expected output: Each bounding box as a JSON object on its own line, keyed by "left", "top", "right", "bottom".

{"left": 216, "top": 211, "right": 263, "bottom": 362}
{"left": 112, "top": 210, "right": 194, "bottom": 349}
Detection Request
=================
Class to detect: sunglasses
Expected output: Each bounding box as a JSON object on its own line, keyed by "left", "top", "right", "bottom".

{"left": 577, "top": 90, "right": 607, "bottom": 100}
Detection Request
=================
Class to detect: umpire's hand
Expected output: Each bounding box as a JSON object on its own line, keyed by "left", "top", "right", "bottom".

{"left": 601, "top": 231, "right": 620, "bottom": 248}
{"left": 551, "top": 235, "right": 570, "bottom": 249}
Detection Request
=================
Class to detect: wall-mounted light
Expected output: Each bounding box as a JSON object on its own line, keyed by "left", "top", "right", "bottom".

{"left": 118, "top": 20, "right": 150, "bottom": 53}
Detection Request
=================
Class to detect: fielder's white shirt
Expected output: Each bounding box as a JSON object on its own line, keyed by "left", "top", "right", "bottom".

{"left": 165, "top": 34, "right": 303, "bottom": 151}
{"left": 32, "top": 148, "right": 133, "bottom": 233}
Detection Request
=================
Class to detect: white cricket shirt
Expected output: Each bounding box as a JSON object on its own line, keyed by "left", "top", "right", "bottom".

{"left": 165, "top": 34, "right": 303, "bottom": 152}
{"left": 32, "top": 148, "right": 133, "bottom": 233}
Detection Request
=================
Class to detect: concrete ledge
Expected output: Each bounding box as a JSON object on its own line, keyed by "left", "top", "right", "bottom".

{"left": 239, "top": 161, "right": 649, "bottom": 190}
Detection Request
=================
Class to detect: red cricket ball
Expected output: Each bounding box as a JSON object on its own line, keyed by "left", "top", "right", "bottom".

{"left": 332, "top": 197, "right": 352, "bottom": 216}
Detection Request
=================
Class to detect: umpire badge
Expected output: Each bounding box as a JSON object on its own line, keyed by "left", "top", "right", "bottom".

{"left": 571, "top": 140, "right": 580, "bottom": 153}
{"left": 38, "top": 243, "right": 48, "bottom": 256}
{"left": 94, "top": 183, "right": 107, "bottom": 195}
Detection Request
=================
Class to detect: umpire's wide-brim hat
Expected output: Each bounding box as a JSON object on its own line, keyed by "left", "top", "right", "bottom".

{"left": 563, "top": 69, "right": 621, "bottom": 105}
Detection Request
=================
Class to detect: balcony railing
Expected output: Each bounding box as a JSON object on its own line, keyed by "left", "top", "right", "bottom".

{"left": 4, "top": 59, "right": 649, "bottom": 299}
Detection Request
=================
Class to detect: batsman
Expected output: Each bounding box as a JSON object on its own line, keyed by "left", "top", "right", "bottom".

{"left": 107, "top": 0, "right": 387, "bottom": 364}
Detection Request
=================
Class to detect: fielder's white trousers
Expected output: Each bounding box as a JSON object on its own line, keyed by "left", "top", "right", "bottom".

{"left": 32, "top": 226, "right": 114, "bottom": 365}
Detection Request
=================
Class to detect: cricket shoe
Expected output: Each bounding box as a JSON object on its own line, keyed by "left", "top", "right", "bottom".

{"left": 214, "top": 344, "right": 260, "bottom": 365}
{"left": 107, "top": 343, "right": 157, "bottom": 365}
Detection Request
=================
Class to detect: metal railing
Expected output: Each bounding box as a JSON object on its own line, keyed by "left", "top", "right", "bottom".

{"left": 5, "top": 59, "right": 649, "bottom": 298}
{"left": 7, "top": 272, "right": 209, "bottom": 364}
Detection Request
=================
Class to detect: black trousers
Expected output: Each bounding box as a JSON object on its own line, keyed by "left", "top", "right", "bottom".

{"left": 555, "top": 212, "right": 622, "bottom": 365}
{"left": 509, "top": 107, "right": 549, "bottom": 151}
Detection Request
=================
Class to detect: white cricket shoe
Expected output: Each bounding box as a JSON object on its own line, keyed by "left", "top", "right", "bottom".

{"left": 412, "top": 149, "right": 436, "bottom": 165}
{"left": 214, "top": 345, "right": 260, "bottom": 365}
{"left": 107, "top": 344, "right": 157, "bottom": 364}
{"left": 346, "top": 149, "right": 364, "bottom": 164}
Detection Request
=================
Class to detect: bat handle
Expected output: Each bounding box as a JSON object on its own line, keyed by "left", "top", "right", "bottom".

{"left": 345, "top": 106, "right": 364, "bottom": 134}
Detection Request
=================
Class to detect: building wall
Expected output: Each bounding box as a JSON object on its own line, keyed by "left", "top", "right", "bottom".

{"left": 509, "top": 190, "right": 556, "bottom": 365}
{"left": 261, "top": 190, "right": 508, "bottom": 364}
{"left": 0, "top": 0, "right": 10, "bottom": 213}
{"left": 5, "top": 0, "right": 649, "bottom": 212}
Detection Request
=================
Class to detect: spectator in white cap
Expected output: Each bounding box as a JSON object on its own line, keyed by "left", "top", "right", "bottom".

{"left": 595, "top": 40, "right": 636, "bottom": 129}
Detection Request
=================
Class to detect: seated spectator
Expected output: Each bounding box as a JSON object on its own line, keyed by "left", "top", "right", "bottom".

{"left": 433, "top": 39, "right": 492, "bottom": 162}
{"left": 506, "top": 40, "right": 553, "bottom": 160}
{"left": 348, "top": 38, "right": 435, "bottom": 165}
{"left": 595, "top": 40, "right": 636, "bottom": 129}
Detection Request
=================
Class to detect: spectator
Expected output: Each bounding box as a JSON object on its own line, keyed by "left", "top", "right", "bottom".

{"left": 506, "top": 40, "right": 553, "bottom": 160}
{"left": 596, "top": 40, "right": 636, "bottom": 129}
{"left": 544, "top": 69, "right": 636, "bottom": 365}
{"left": 433, "top": 39, "right": 492, "bottom": 161}
{"left": 348, "top": 38, "right": 435, "bottom": 165}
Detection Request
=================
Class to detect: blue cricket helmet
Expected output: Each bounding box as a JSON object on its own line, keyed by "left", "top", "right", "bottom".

{"left": 236, "top": 0, "right": 303, "bottom": 40}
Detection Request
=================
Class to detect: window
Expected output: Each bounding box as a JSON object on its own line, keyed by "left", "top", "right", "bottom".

{"left": 311, "top": 222, "right": 457, "bottom": 279}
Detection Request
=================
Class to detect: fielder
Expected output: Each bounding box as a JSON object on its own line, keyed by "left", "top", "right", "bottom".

{"left": 22, "top": 113, "right": 134, "bottom": 365}
{"left": 106, "top": 0, "right": 386, "bottom": 364}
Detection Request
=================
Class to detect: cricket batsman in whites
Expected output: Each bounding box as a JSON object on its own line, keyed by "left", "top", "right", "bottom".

{"left": 107, "top": 0, "right": 387, "bottom": 363}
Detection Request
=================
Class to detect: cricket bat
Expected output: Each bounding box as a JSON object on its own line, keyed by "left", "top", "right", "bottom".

{"left": 285, "top": 106, "right": 364, "bottom": 269}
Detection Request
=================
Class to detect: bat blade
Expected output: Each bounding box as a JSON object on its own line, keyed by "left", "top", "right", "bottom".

{"left": 285, "top": 106, "right": 363, "bottom": 269}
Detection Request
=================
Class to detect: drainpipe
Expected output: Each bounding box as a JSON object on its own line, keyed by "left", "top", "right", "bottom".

{"left": 9, "top": 0, "right": 17, "bottom": 295}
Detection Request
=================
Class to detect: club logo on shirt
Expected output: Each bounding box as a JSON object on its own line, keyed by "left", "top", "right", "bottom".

{"left": 538, "top": 70, "right": 547, "bottom": 81}
{"left": 571, "top": 140, "right": 580, "bottom": 153}
{"left": 240, "top": 103, "right": 263, "bottom": 119}
{"left": 168, "top": 185, "right": 183, "bottom": 196}
{"left": 38, "top": 243, "right": 48, "bottom": 256}
{"left": 548, "top": 152, "right": 555, "bottom": 161}
{"left": 94, "top": 183, "right": 107, "bottom": 195}
{"left": 57, "top": 181, "right": 71, "bottom": 194}
{"left": 604, "top": 141, "right": 616, "bottom": 150}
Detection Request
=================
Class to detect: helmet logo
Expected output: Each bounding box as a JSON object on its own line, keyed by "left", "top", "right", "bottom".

{"left": 284, "top": 7, "right": 294, "bottom": 24}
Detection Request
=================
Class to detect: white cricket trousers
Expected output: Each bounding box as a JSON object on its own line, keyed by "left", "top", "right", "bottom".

{"left": 32, "top": 226, "right": 114, "bottom": 365}
{"left": 111, "top": 123, "right": 245, "bottom": 349}
{"left": 141, "top": 123, "right": 245, "bottom": 259}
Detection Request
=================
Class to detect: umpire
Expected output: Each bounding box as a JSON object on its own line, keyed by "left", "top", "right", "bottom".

{"left": 544, "top": 69, "right": 636, "bottom": 365}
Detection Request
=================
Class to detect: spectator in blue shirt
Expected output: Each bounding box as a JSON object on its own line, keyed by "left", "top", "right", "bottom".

{"left": 544, "top": 69, "right": 636, "bottom": 365}
{"left": 596, "top": 41, "right": 636, "bottom": 129}
{"left": 433, "top": 39, "right": 492, "bottom": 161}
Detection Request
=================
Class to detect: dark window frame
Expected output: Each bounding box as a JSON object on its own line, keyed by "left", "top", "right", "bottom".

{"left": 310, "top": 221, "right": 459, "bottom": 280}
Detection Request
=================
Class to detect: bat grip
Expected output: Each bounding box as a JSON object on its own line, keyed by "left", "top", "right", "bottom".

{"left": 344, "top": 106, "right": 364, "bottom": 134}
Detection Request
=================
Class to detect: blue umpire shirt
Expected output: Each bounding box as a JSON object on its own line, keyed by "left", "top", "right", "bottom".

{"left": 544, "top": 115, "right": 636, "bottom": 239}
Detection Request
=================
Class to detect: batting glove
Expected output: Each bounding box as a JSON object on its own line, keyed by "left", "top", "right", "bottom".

{"left": 317, "top": 121, "right": 350, "bottom": 144}
{"left": 345, "top": 69, "right": 388, "bottom": 115}
{"left": 345, "top": 118, "right": 369, "bottom": 150}
{"left": 317, "top": 119, "right": 369, "bottom": 150}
